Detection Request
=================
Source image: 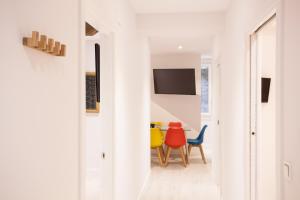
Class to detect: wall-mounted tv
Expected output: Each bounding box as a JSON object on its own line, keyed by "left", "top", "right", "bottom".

{"left": 153, "top": 68, "right": 196, "bottom": 95}
{"left": 261, "top": 77, "right": 271, "bottom": 103}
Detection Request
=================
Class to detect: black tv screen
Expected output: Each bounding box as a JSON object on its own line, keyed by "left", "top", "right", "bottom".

{"left": 153, "top": 69, "right": 196, "bottom": 95}
{"left": 261, "top": 77, "right": 271, "bottom": 103}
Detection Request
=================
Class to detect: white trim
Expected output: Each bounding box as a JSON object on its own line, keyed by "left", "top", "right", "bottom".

{"left": 79, "top": 0, "right": 86, "bottom": 199}
{"left": 275, "top": 2, "right": 283, "bottom": 200}
{"left": 111, "top": 32, "right": 116, "bottom": 200}
{"left": 137, "top": 170, "right": 151, "bottom": 200}
{"left": 245, "top": 21, "right": 253, "bottom": 200}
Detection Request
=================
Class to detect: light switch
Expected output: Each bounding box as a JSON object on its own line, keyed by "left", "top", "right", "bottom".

{"left": 284, "top": 162, "right": 292, "bottom": 181}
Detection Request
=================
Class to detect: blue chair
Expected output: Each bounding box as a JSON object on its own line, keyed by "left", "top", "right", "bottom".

{"left": 187, "top": 125, "right": 208, "bottom": 164}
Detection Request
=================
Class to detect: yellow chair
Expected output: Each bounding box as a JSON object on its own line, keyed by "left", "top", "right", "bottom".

{"left": 151, "top": 128, "right": 165, "bottom": 166}
{"left": 151, "top": 122, "right": 163, "bottom": 128}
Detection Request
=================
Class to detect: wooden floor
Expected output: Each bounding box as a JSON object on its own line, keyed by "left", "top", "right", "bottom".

{"left": 140, "top": 156, "right": 220, "bottom": 200}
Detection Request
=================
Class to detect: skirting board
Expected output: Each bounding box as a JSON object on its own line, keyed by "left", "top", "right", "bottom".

{"left": 137, "top": 170, "right": 151, "bottom": 200}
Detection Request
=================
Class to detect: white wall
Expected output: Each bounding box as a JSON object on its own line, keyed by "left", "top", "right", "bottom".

{"left": 111, "top": 1, "right": 151, "bottom": 200}
{"left": 151, "top": 101, "right": 182, "bottom": 124}
{"left": 0, "top": 1, "right": 80, "bottom": 200}
{"left": 0, "top": 1, "right": 151, "bottom": 200}
{"left": 114, "top": 31, "right": 151, "bottom": 200}
{"left": 282, "top": 0, "right": 300, "bottom": 199}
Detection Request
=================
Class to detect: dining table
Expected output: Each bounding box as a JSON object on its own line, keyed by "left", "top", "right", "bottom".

{"left": 159, "top": 126, "right": 192, "bottom": 164}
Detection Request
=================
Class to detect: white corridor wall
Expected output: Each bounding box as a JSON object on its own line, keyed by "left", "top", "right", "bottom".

{"left": 0, "top": 1, "right": 81, "bottom": 200}
{"left": 282, "top": 0, "right": 300, "bottom": 199}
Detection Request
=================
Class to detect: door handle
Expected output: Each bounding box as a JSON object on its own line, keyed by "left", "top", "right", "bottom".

{"left": 284, "top": 162, "right": 292, "bottom": 180}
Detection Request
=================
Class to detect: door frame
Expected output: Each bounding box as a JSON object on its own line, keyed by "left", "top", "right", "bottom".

{"left": 79, "top": 1, "right": 116, "bottom": 199}
{"left": 246, "top": 7, "right": 283, "bottom": 200}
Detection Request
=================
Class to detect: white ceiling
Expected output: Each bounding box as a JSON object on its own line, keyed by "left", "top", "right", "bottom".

{"left": 130, "top": 0, "right": 231, "bottom": 14}
{"left": 149, "top": 36, "right": 213, "bottom": 55}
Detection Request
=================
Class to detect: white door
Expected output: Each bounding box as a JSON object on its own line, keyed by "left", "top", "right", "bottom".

{"left": 249, "top": 15, "right": 277, "bottom": 200}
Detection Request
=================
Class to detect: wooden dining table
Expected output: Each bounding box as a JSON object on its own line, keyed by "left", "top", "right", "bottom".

{"left": 159, "top": 126, "right": 192, "bottom": 164}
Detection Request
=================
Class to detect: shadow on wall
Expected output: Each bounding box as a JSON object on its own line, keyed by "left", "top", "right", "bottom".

{"left": 152, "top": 95, "right": 201, "bottom": 131}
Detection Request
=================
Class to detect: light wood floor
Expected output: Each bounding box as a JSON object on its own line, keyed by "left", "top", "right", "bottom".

{"left": 140, "top": 156, "right": 220, "bottom": 200}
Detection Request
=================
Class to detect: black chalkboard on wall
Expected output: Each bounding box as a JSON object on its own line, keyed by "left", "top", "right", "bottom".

{"left": 85, "top": 43, "right": 100, "bottom": 113}
{"left": 86, "top": 72, "right": 99, "bottom": 113}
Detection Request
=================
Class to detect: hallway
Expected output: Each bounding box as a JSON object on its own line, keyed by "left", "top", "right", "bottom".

{"left": 1, "top": 1, "right": 300, "bottom": 200}
{"left": 140, "top": 156, "right": 220, "bottom": 200}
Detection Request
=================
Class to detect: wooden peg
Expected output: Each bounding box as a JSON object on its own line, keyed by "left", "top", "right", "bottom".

{"left": 59, "top": 44, "right": 66, "bottom": 56}
{"left": 47, "top": 38, "right": 54, "bottom": 53}
{"left": 38, "top": 35, "right": 47, "bottom": 50}
{"left": 22, "top": 37, "right": 31, "bottom": 46}
{"left": 23, "top": 31, "right": 66, "bottom": 57}
{"left": 31, "top": 31, "right": 39, "bottom": 48}
{"left": 53, "top": 41, "right": 61, "bottom": 56}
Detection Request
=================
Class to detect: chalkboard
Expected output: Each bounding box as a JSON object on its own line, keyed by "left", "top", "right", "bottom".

{"left": 86, "top": 72, "right": 99, "bottom": 113}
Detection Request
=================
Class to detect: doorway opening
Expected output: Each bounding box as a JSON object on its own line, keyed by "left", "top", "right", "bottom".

{"left": 141, "top": 37, "right": 222, "bottom": 199}
{"left": 249, "top": 14, "right": 278, "bottom": 200}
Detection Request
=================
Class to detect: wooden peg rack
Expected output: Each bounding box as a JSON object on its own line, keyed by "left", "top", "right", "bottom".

{"left": 23, "top": 31, "right": 66, "bottom": 56}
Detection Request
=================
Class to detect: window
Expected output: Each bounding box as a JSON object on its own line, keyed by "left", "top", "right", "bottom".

{"left": 201, "top": 57, "right": 211, "bottom": 115}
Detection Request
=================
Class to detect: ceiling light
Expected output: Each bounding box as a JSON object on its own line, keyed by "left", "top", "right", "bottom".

{"left": 177, "top": 45, "right": 183, "bottom": 50}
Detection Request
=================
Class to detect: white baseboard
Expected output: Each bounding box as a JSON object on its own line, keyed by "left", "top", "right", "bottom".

{"left": 137, "top": 170, "right": 151, "bottom": 200}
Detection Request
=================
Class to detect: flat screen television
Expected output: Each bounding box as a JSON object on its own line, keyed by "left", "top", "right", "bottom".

{"left": 153, "top": 68, "right": 196, "bottom": 95}
{"left": 261, "top": 77, "right": 271, "bottom": 103}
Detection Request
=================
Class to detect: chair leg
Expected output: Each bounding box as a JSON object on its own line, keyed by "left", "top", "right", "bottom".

{"left": 156, "top": 147, "right": 164, "bottom": 166}
{"left": 159, "top": 146, "right": 165, "bottom": 162}
{"left": 164, "top": 146, "right": 172, "bottom": 167}
{"left": 188, "top": 144, "right": 192, "bottom": 155}
{"left": 179, "top": 147, "right": 187, "bottom": 167}
{"left": 199, "top": 144, "right": 207, "bottom": 164}
{"left": 185, "top": 144, "right": 189, "bottom": 164}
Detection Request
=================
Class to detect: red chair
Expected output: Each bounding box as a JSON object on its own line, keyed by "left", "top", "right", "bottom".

{"left": 168, "top": 122, "right": 182, "bottom": 128}
{"left": 164, "top": 127, "right": 187, "bottom": 167}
